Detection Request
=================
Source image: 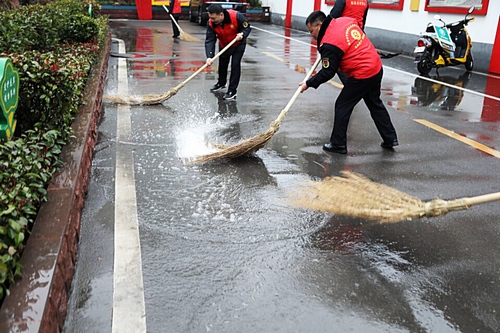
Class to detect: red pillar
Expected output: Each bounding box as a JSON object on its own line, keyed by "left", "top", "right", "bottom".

{"left": 489, "top": 16, "right": 500, "bottom": 74}
{"left": 314, "top": 0, "right": 321, "bottom": 11}
{"left": 481, "top": 76, "right": 500, "bottom": 122}
{"left": 285, "top": 0, "right": 293, "bottom": 28}
{"left": 135, "top": 0, "right": 152, "bottom": 20}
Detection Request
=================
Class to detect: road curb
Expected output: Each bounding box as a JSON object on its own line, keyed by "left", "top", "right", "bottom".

{"left": 0, "top": 30, "right": 111, "bottom": 333}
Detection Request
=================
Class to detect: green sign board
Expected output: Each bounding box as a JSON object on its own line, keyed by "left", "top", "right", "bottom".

{"left": 0, "top": 58, "right": 19, "bottom": 141}
{"left": 433, "top": 25, "right": 455, "bottom": 52}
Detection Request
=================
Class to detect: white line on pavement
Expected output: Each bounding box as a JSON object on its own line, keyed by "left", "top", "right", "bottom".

{"left": 383, "top": 66, "right": 500, "bottom": 101}
{"left": 252, "top": 25, "right": 500, "bottom": 102}
{"left": 253, "top": 26, "right": 316, "bottom": 48}
{"left": 393, "top": 52, "right": 500, "bottom": 79}
{"left": 112, "top": 39, "right": 147, "bottom": 333}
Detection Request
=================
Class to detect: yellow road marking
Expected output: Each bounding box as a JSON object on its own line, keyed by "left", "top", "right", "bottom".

{"left": 261, "top": 51, "right": 287, "bottom": 63}
{"left": 414, "top": 119, "right": 500, "bottom": 158}
{"left": 261, "top": 51, "right": 344, "bottom": 89}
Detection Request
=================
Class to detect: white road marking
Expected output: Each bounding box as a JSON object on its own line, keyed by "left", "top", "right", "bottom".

{"left": 112, "top": 39, "right": 147, "bottom": 333}
{"left": 384, "top": 66, "right": 500, "bottom": 101}
{"left": 252, "top": 25, "right": 500, "bottom": 101}
{"left": 253, "top": 26, "right": 316, "bottom": 48}
{"left": 392, "top": 52, "right": 500, "bottom": 80}
{"left": 261, "top": 51, "right": 344, "bottom": 89}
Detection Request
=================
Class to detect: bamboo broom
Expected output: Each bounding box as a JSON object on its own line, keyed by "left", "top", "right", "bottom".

{"left": 289, "top": 171, "right": 500, "bottom": 223}
{"left": 163, "top": 5, "right": 202, "bottom": 42}
{"left": 188, "top": 57, "right": 322, "bottom": 164}
{"left": 104, "top": 36, "right": 240, "bottom": 105}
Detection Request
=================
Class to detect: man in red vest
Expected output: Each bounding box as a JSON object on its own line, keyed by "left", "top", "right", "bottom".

{"left": 330, "top": 0, "right": 368, "bottom": 30}
{"left": 205, "top": 4, "right": 251, "bottom": 100}
{"left": 299, "top": 11, "right": 398, "bottom": 154}
{"left": 168, "top": 0, "right": 182, "bottom": 39}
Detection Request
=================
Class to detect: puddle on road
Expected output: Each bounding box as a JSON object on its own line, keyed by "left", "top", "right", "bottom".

{"left": 173, "top": 95, "right": 262, "bottom": 161}
{"left": 92, "top": 22, "right": 500, "bottom": 333}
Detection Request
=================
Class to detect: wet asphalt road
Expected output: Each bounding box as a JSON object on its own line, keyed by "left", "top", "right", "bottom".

{"left": 64, "top": 20, "right": 500, "bottom": 333}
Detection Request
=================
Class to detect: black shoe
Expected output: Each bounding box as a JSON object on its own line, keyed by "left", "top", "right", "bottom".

{"left": 381, "top": 139, "right": 399, "bottom": 149}
{"left": 210, "top": 83, "right": 226, "bottom": 92}
{"left": 323, "top": 143, "right": 347, "bottom": 154}
{"left": 223, "top": 91, "right": 237, "bottom": 100}
{"left": 172, "top": 35, "right": 179, "bottom": 39}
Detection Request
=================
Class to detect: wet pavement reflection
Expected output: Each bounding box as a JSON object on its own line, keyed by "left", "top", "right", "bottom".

{"left": 64, "top": 20, "right": 500, "bottom": 333}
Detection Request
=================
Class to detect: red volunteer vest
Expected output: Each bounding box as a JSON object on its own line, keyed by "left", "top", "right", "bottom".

{"left": 172, "top": 0, "right": 181, "bottom": 14}
{"left": 342, "top": 0, "right": 367, "bottom": 29}
{"left": 321, "top": 17, "right": 381, "bottom": 79}
{"left": 209, "top": 10, "right": 241, "bottom": 48}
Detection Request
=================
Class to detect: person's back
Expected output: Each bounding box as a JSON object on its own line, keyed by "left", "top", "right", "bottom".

{"left": 321, "top": 17, "right": 381, "bottom": 79}
{"left": 330, "top": 0, "right": 368, "bottom": 30}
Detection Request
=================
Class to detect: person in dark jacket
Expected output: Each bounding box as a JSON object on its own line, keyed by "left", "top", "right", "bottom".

{"left": 299, "top": 11, "right": 398, "bottom": 154}
{"left": 205, "top": 4, "right": 251, "bottom": 100}
{"left": 168, "top": 0, "right": 182, "bottom": 38}
{"left": 330, "top": 0, "right": 368, "bottom": 30}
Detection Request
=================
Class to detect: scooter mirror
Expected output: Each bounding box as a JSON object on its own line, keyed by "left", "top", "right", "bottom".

{"left": 434, "top": 14, "right": 441, "bottom": 20}
{"left": 468, "top": 6, "right": 474, "bottom": 14}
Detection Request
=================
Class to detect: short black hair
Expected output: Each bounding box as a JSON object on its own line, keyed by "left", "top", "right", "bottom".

{"left": 207, "top": 4, "right": 224, "bottom": 14}
{"left": 306, "top": 11, "right": 326, "bottom": 26}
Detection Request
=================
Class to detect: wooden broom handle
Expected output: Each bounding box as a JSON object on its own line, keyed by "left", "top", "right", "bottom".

{"left": 463, "top": 192, "right": 500, "bottom": 207}
{"left": 274, "top": 57, "right": 322, "bottom": 124}
{"left": 173, "top": 37, "right": 240, "bottom": 90}
{"left": 163, "top": 5, "right": 183, "bottom": 32}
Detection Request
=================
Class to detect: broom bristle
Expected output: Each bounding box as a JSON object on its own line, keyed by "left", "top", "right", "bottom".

{"left": 290, "top": 171, "right": 494, "bottom": 222}
{"left": 104, "top": 88, "right": 179, "bottom": 106}
{"left": 180, "top": 30, "right": 202, "bottom": 42}
{"left": 187, "top": 126, "right": 277, "bottom": 164}
{"left": 289, "top": 171, "right": 428, "bottom": 223}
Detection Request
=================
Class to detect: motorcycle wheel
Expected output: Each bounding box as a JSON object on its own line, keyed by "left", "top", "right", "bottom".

{"left": 465, "top": 51, "right": 474, "bottom": 71}
{"left": 189, "top": 6, "right": 196, "bottom": 22}
{"left": 417, "top": 56, "right": 433, "bottom": 75}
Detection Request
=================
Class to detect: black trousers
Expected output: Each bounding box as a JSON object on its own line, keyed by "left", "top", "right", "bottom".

{"left": 171, "top": 13, "right": 181, "bottom": 37}
{"left": 331, "top": 68, "right": 397, "bottom": 146}
{"left": 217, "top": 43, "right": 246, "bottom": 93}
{"left": 337, "top": 70, "right": 349, "bottom": 85}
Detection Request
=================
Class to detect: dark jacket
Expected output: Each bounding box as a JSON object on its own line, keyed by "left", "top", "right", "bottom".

{"left": 306, "top": 16, "right": 343, "bottom": 89}
{"left": 205, "top": 10, "right": 251, "bottom": 58}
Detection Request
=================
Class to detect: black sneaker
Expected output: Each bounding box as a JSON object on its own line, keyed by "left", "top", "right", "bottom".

{"left": 381, "top": 139, "right": 399, "bottom": 149}
{"left": 210, "top": 83, "right": 226, "bottom": 92}
{"left": 323, "top": 143, "right": 347, "bottom": 154}
{"left": 223, "top": 91, "right": 237, "bottom": 100}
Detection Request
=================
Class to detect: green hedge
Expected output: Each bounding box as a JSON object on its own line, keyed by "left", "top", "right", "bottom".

{"left": 6, "top": 43, "right": 100, "bottom": 134}
{"left": 0, "top": 0, "right": 107, "bottom": 300}
{"left": 0, "top": 0, "right": 102, "bottom": 53}
{"left": 0, "top": 128, "right": 64, "bottom": 296}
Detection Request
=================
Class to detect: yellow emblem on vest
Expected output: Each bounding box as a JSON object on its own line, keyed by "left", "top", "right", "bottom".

{"left": 243, "top": 21, "right": 249, "bottom": 28}
{"left": 323, "top": 58, "right": 330, "bottom": 69}
{"left": 351, "top": 30, "right": 362, "bottom": 41}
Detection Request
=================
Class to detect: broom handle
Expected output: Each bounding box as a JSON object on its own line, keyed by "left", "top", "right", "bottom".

{"left": 274, "top": 57, "right": 322, "bottom": 124}
{"left": 173, "top": 37, "right": 240, "bottom": 91}
{"left": 163, "top": 5, "right": 183, "bottom": 32}
{"left": 462, "top": 192, "right": 500, "bottom": 207}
